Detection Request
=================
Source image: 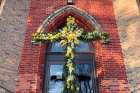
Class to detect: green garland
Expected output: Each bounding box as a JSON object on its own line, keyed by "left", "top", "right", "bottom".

{"left": 32, "top": 16, "right": 110, "bottom": 93}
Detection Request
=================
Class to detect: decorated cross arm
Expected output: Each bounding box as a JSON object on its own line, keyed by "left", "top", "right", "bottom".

{"left": 79, "top": 30, "right": 110, "bottom": 43}
{"left": 32, "top": 16, "right": 109, "bottom": 44}
{"left": 32, "top": 32, "right": 62, "bottom": 43}
{"left": 31, "top": 16, "right": 110, "bottom": 93}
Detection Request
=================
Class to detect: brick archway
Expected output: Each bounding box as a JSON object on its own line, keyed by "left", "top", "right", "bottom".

{"left": 36, "top": 5, "right": 102, "bottom": 93}
{"left": 36, "top": 5, "right": 102, "bottom": 33}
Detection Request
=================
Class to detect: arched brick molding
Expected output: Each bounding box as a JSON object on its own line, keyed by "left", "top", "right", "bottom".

{"left": 36, "top": 5, "right": 102, "bottom": 33}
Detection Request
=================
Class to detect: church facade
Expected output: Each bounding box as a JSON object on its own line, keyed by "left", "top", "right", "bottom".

{"left": 0, "top": 0, "right": 140, "bottom": 93}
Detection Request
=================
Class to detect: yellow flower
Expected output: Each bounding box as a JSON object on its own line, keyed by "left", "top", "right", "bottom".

{"left": 66, "top": 62, "right": 75, "bottom": 74}
{"left": 67, "top": 16, "right": 75, "bottom": 24}
{"left": 60, "top": 40, "right": 67, "bottom": 47}
{"left": 63, "top": 27, "right": 68, "bottom": 32}
{"left": 67, "top": 32, "right": 76, "bottom": 42}
{"left": 62, "top": 27, "right": 68, "bottom": 36}
{"left": 47, "top": 33, "right": 53, "bottom": 40}
{"left": 66, "top": 46, "right": 74, "bottom": 58}
{"left": 66, "top": 75, "right": 75, "bottom": 88}
{"left": 74, "top": 38, "right": 80, "bottom": 45}
{"left": 76, "top": 29, "right": 83, "bottom": 36}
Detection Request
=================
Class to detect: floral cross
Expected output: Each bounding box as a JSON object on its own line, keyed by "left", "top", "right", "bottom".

{"left": 32, "top": 16, "right": 110, "bottom": 93}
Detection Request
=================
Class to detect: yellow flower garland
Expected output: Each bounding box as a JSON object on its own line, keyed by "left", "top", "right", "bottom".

{"left": 31, "top": 16, "right": 110, "bottom": 93}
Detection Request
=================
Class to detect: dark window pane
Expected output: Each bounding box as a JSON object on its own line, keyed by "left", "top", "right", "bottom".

{"left": 75, "top": 53, "right": 93, "bottom": 63}
{"left": 48, "top": 65, "right": 64, "bottom": 93}
{"left": 46, "top": 41, "right": 97, "bottom": 93}
{"left": 47, "top": 54, "right": 65, "bottom": 63}
{"left": 50, "top": 42, "right": 65, "bottom": 52}
{"left": 75, "top": 42, "right": 91, "bottom": 52}
{"left": 77, "top": 64, "right": 93, "bottom": 93}
{"left": 47, "top": 64, "right": 94, "bottom": 93}
{"left": 49, "top": 42, "right": 91, "bottom": 52}
{"left": 47, "top": 53, "right": 93, "bottom": 63}
{"left": 77, "top": 64, "right": 92, "bottom": 76}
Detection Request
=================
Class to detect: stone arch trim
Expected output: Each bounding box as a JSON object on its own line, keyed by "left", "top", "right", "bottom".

{"left": 36, "top": 5, "right": 102, "bottom": 33}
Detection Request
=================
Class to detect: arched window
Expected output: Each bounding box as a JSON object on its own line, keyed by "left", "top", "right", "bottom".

{"left": 44, "top": 41, "right": 98, "bottom": 93}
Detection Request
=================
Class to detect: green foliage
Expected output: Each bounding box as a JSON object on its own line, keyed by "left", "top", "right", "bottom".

{"left": 79, "top": 30, "right": 110, "bottom": 43}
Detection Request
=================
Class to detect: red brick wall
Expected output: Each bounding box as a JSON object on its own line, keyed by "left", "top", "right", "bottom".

{"left": 16, "top": 0, "right": 130, "bottom": 93}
